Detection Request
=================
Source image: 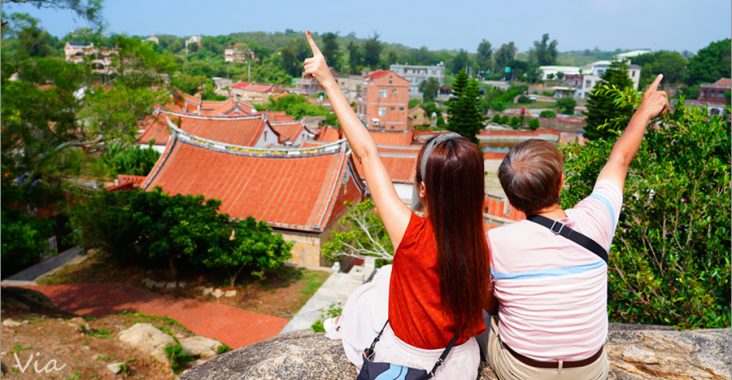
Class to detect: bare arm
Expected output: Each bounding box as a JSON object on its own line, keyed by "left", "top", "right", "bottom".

{"left": 303, "top": 32, "right": 411, "bottom": 247}
{"left": 597, "top": 74, "right": 670, "bottom": 191}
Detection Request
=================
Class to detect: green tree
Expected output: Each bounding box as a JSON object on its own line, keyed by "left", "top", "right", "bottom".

{"left": 347, "top": 40, "right": 362, "bottom": 74}
{"left": 418, "top": 77, "right": 440, "bottom": 103}
{"left": 3, "top": 13, "right": 58, "bottom": 58}
{"left": 447, "top": 71, "right": 483, "bottom": 142}
{"left": 4, "top": 0, "right": 104, "bottom": 27}
{"left": 320, "top": 32, "right": 341, "bottom": 70}
{"left": 584, "top": 60, "right": 634, "bottom": 140}
{"left": 562, "top": 95, "right": 730, "bottom": 329}
{"left": 450, "top": 49, "right": 471, "bottom": 74}
{"left": 280, "top": 38, "right": 309, "bottom": 77}
{"left": 322, "top": 200, "right": 393, "bottom": 262}
{"left": 99, "top": 143, "right": 160, "bottom": 177}
{"left": 476, "top": 39, "right": 493, "bottom": 73}
{"left": 528, "top": 33, "right": 559, "bottom": 65}
{"left": 686, "top": 39, "right": 731, "bottom": 85}
{"left": 555, "top": 97, "right": 576, "bottom": 115}
{"left": 632, "top": 51, "right": 687, "bottom": 87}
{"left": 363, "top": 34, "right": 382, "bottom": 68}
{"left": 493, "top": 42, "right": 517, "bottom": 74}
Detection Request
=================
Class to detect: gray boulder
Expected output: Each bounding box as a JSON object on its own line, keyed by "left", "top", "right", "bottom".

{"left": 118, "top": 323, "right": 176, "bottom": 363}
{"left": 181, "top": 325, "right": 732, "bottom": 380}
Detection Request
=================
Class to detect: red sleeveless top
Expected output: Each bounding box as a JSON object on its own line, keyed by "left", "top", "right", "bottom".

{"left": 388, "top": 213, "right": 486, "bottom": 349}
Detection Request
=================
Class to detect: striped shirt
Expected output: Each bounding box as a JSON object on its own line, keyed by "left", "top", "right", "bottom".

{"left": 488, "top": 180, "right": 622, "bottom": 361}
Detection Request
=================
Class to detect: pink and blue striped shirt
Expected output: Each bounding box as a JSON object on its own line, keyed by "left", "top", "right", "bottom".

{"left": 488, "top": 180, "right": 622, "bottom": 361}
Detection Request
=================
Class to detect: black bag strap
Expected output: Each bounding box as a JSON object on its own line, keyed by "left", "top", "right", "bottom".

{"left": 367, "top": 320, "right": 461, "bottom": 378}
{"left": 526, "top": 214, "right": 608, "bottom": 264}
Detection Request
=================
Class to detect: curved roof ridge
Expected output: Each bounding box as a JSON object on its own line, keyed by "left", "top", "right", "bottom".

{"left": 167, "top": 118, "right": 347, "bottom": 158}
{"left": 160, "top": 109, "right": 263, "bottom": 121}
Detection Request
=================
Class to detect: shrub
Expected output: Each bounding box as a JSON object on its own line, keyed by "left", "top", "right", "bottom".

{"left": 71, "top": 189, "right": 292, "bottom": 285}
{"left": 500, "top": 115, "right": 510, "bottom": 125}
{"left": 491, "top": 114, "right": 501, "bottom": 123}
{"left": 517, "top": 95, "right": 532, "bottom": 104}
{"left": 100, "top": 143, "right": 160, "bottom": 177}
{"left": 562, "top": 96, "right": 730, "bottom": 328}
{"left": 556, "top": 97, "right": 576, "bottom": 115}
{"left": 1, "top": 209, "right": 53, "bottom": 278}
{"left": 539, "top": 110, "right": 557, "bottom": 118}
{"left": 528, "top": 118, "right": 540, "bottom": 130}
{"left": 311, "top": 302, "right": 344, "bottom": 332}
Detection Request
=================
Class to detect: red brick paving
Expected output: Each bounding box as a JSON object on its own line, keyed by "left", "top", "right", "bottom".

{"left": 13, "top": 283, "right": 288, "bottom": 349}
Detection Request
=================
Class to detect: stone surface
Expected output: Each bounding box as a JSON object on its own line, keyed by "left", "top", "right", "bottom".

{"left": 224, "top": 290, "right": 237, "bottom": 298}
{"left": 181, "top": 325, "right": 732, "bottom": 380}
{"left": 2, "top": 318, "right": 24, "bottom": 327}
{"left": 107, "top": 362, "right": 124, "bottom": 374}
{"left": 118, "top": 323, "right": 176, "bottom": 363}
{"left": 181, "top": 336, "right": 224, "bottom": 359}
{"left": 212, "top": 289, "right": 224, "bottom": 299}
{"left": 67, "top": 316, "right": 90, "bottom": 332}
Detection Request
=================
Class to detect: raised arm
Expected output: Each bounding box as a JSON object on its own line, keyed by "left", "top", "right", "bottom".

{"left": 596, "top": 74, "right": 669, "bottom": 191}
{"left": 303, "top": 32, "right": 411, "bottom": 247}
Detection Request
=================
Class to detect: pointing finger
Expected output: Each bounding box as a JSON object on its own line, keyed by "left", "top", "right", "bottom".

{"left": 306, "top": 31, "right": 322, "bottom": 56}
{"left": 647, "top": 74, "right": 663, "bottom": 93}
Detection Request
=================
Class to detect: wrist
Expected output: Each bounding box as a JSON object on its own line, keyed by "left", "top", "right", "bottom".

{"left": 320, "top": 76, "right": 337, "bottom": 91}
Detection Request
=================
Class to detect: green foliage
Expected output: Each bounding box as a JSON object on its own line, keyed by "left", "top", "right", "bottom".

{"left": 476, "top": 39, "right": 493, "bottom": 73}
{"left": 539, "top": 110, "right": 557, "bottom": 118}
{"left": 320, "top": 32, "right": 342, "bottom": 71}
{"left": 555, "top": 97, "right": 576, "bottom": 115}
{"left": 85, "top": 328, "right": 113, "bottom": 338}
{"left": 491, "top": 114, "right": 501, "bottom": 123}
{"left": 493, "top": 42, "right": 517, "bottom": 74}
{"left": 322, "top": 200, "right": 393, "bottom": 263}
{"left": 517, "top": 95, "right": 532, "bottom": 104}
{"left": 6, "top": 0, "right": 104, "bottom": 26}
{"left": 99, "top": 143, "right": 160, "bottom": 177}
{"left": 165, "top": 343, "right": 195, "bottom": 373}
{"left": 418, "top": 77, "right": 440, "bottom": 103}
{"left": 450, "top": 49, "right": 472, "bottom": 74}
{"left": 346, "top": 40, "right": 362, "bottom": 74}
{"left": 216, "top": 343, "right": 232, "bottom": 355}
{"left": 562, "top": 95, "right": 731, "bottom": 328}
{"left": 311, "top": 302, "right": 343, "bottom": 333}
{"left": 71, "top": 189, "right": 292, "bottom": 284}
{"left": 266, "top": 93, "right": 335, "bottom": 123}
{"left": 447, "top": 71, "right": 483, "bottom": 142}
{"left": 481, "top": 85, "right": 526, "bottom": 112}
{"left": 686, "top": 39, "right": 731, "bottom": 85}
{"left": 528, "top": 33, "right": 558, "bottom": 66}
{"left": 362, "top": 35, "right": 382, "bottom": 68}
{"left": 1, "top": 208, "right": 53, "bottom": 278}
{"left": 584, "top": 60, "right": 635, "bottom": 140}
{"left": 528, "top": 118, "right": 540, "bottom": 130}
{"left": 631, "top": 51, "right": 687, "bottom": 87}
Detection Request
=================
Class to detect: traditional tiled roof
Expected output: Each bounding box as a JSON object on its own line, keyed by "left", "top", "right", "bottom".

{"left": 264, "top": 111, "right": 295, "bottom": 122}
{"left": 316, "top": 127, "right": 342, "bottom": 142}
{"left": 200, "top": 99, "right": 258, "bottom": 116}
{"left": 709, "top": 78, "right": 731, "bottom": 88}
{"left": 138, "top": 113, "right": 170, "bottom": 145}
{"left": 484, "top": 152, "right": 508, "bottom": 160}
{"left": 138, "top": 113, "right": 267, "bottom": 147}
{"left": 479, "top": 128, "right": 562, "bottom": 137}
{"left": 368, "top": 130, "right": 414, "bottom": 146}
{"left": 232, "top": 82, "right": 281, "bottom": 93}
{"left": 142, "top": 128, "right": 364, "bottom": 233}
{"left": 269, "top": 121, "right": 316, "bottom": 145}
{"left": 484, "top": 195, "right": 525, "bottom": 223}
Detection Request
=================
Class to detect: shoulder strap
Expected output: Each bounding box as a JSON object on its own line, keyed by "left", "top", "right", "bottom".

{"left": 526, "top": 215, "right": 608, "bottom": 264}
{"left": 427, "top": 331, "right": 461, "bottom": 378}
{"left": 368, "top": 319, "right": 390, "bottom": 353}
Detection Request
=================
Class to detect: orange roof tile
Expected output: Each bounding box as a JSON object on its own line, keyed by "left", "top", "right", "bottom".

{"left": 143, "top": 133, "right": 364, "bottom": 232}
{"left": 316, "top": 127, "right": 342, "bottom": 142}
{"left": 368, "top": 130, "right": 414, "bottom": 146}
{"left": 483, "top": 152, "right": 507, "bottom": 160}
{"left": 269, "top": 122, "right": 311, "bottom": 145}
{"left": 138, "top": 113, "right": 170, "bottom": 145}
{"left": 483, "top": 196, "right": 525, "bottom": 222}
{"left": 140, "top": 113, "right": 267, "bottom": 146}
{"left": 265, "top": 111, "right": 295, "bottom": 122}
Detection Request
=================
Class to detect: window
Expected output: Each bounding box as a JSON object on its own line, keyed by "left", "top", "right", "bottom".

{"left": 378, "top": 107, "right": 386, "bottom": 116}
{"left": 380, "top": 89, "right": 387, "bottom": 98}
{"left": 585, "top": 80, "right": 592, "bottom": 88}
{"left": 399, "top": 107, "right": 404, "bottom": 111}
{"left": 392, "top": 89, "right": 397, "bottom": 95}
{"left": 390, "top": 107, "right": 395, "bottom": 111}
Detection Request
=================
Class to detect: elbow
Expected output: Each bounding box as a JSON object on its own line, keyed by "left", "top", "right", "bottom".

{"left": 356, "top": 144, "right": 378, "bottom": 164}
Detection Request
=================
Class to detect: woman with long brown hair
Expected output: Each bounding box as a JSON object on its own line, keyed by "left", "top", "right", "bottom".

{"left": 304, "top": 32, "right": 493, "bottom": 379}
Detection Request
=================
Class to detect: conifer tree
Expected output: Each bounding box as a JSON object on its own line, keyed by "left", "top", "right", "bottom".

{"left": 447, "top": 71, "right": 483, "bottom": 143}
{"left": 584, "top": 60, "right": 635, "bottom": 140}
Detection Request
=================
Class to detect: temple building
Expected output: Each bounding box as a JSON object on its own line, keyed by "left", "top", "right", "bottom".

{"left": 142, "top": 124, "right": 365, "bottom": 268}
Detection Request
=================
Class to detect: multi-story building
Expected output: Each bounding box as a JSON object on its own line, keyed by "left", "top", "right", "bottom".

{"left": 357, "top": 70, "right": 410, "bottom": 130}
{"left": 230, "top": 82, "right": 283, "bottom": 104}
{"left": 389, "top": 63, "right": 445, "bottom": 98}
{"left": 577, "top": 60, "right": 641, "bottom": 98}
{"left": 687, "top": 78, "right": 731, "bottom": 115}
{"left": 224, "top": 43, "right": 257, "bottom": 63}
{"left": 64, "top": 42, "right": 118, "bottom": 74}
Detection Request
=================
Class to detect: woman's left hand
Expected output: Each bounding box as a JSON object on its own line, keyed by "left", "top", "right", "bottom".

{"left": 303, "top": 31, "right": 336, "bottom": 88}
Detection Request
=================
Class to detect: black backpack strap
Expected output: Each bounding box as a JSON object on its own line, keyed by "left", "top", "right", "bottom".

{"left": 364, "top": 319, "right": 390, "bottom": 360}
{"left": 526, "top": 215, "right": 608, "bottom": 264}
{"left": 427, "top": 331, "right": 461, "bottom": 378}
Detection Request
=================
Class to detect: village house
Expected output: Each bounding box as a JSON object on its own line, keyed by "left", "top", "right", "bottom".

{"left": 539, "top": 55, "right": 641, "bottom": 99}
{"left": 224, "top": 43, "right": 257, "bottom": 63}
{"left": 64, "top": 41, "right": 118, "bottom": 74}
{"left": 357, "top": 70, "right": 410, "bottom": 130}
{"left": 390, "top": 63, "right": 445, "bottom": 98}
{"left": 686, "top": 78, "right": 731, "bottom": 115}
{"left": 231, "top": 82, "right": 283, "bottom": 104}
{"left": 407, "top": 106, "right": 431, "bottom": 129}
{"left": 141, "top": 125, "right": 365, "bottom": 268}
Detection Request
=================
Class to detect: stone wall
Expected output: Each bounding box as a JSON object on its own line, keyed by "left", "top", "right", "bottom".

{"left": 181, "top": 325, "right": 731, "bottom": 380}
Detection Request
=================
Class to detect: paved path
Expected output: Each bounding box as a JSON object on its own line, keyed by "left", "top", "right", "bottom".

{"left": 5, "top": 246, "right": 85, "bottom": 282}
{"left": 11, "top": 283, "right": 288, "bottom": 349}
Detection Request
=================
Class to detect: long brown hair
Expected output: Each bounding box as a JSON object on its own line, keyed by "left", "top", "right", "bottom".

{"left": 415, "top": 136, "right": 489, "bottom": 329}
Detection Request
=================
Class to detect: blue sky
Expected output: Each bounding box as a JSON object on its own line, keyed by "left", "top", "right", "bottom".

{"left": 3, "top": 0, "right": 730, "bottom": 52}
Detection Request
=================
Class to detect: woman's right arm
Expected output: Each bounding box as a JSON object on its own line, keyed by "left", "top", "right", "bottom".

{"left": 303, "top": 32, "right": 411, "bottom": 247}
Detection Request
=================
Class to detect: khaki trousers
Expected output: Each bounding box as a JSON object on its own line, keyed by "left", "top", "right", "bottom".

{"left": 487, "top": 317, "right": 609, "bottom": 380}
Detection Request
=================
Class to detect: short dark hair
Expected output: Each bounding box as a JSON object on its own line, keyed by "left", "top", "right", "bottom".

{"left": 498, "top": 139, "right": 564, "bottom": 215}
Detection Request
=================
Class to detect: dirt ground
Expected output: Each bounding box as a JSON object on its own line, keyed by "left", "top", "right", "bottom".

{"left": 38, "top": 250, "right": 330, "bottom": 319}
{"left": 1, "top": 289, "right": 178, "bottom": 379}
